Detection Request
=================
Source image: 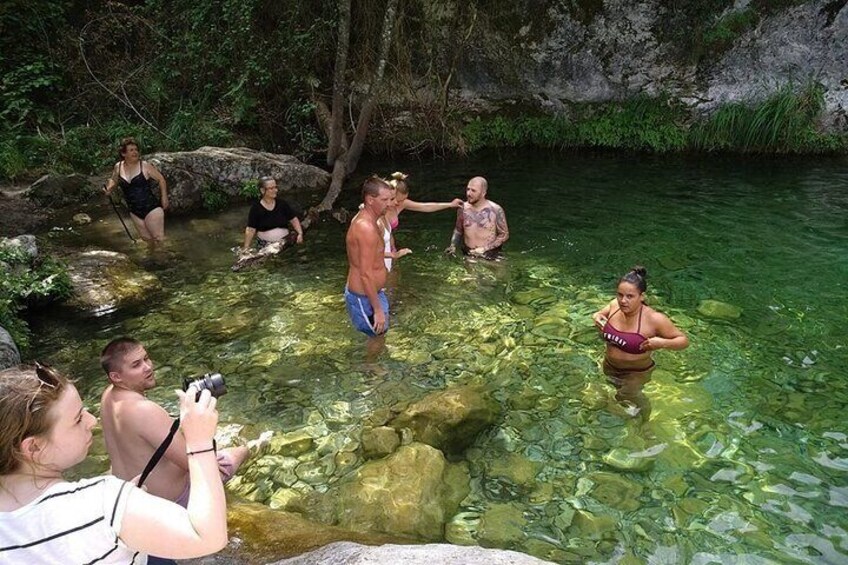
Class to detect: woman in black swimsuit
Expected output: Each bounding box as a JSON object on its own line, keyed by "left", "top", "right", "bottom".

{"left": 104, "top": 137, "right": 169, "bottom": 243}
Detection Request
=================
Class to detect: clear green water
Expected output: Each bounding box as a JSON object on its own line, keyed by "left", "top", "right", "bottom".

{"left": 32, "top": 152, "right": 848, "bottom": 563}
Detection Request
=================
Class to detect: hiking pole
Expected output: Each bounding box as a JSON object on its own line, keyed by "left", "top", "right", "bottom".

{"left": 105, "top": 188, "right": 137, "bottom": 243}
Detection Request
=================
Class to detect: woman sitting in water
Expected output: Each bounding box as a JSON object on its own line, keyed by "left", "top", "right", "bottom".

{"left": 592, "top": 266, "right": 689, "bottom": 417}
{"left": 242, "top": 176, "right": 304, "bottom": 251}
{"left": 104, "top": 137, "right": 169, "bottom": 243}
{"left": 0, "top": 364, "right": 228, "bottom": 563}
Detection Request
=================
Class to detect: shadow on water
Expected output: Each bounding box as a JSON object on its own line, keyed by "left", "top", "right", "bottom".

{"left": 29, "top": 151, "right": 848, "bottom": 563}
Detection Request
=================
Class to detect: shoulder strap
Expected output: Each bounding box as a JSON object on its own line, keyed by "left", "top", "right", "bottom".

{"left": 137, "top": 418, "right": 180, "bottom": 488}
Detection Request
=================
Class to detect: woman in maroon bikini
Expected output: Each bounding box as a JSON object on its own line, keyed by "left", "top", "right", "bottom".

{"left": 592, "top": 266, "right": 689, "bottom": 417}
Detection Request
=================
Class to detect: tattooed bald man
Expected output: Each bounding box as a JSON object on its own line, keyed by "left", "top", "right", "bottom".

{"left": 445, "top": 176, "right": 509, "bottom": 260}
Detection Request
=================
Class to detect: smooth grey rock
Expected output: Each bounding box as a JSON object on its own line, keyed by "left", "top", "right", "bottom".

{"left": 64, "top": 250, "right": 161, "bottom": 314}
{"left": 147, "top": 147, "right": 330, "bottom": 214}
{"left": 271, "top": 541, "right": 555, "bottom": 564}
{"left": 27, "top": 174, "right": 97, "bottom": 208}
{"left": 0, "top": 326, "right": 21, "bottom": 371}
{"left": 0, "top": 234, "right": 38, "bottom": 258}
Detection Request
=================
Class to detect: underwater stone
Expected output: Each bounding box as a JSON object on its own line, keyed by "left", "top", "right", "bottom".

{"left": 488, "top": 452, "right": 542, "bottom": 487}
{"left": 445, "top": 511, "right": 481, "bottom": 546}
{"left": 72, "top": 213, "right": 91, "bottom": 225}
{"left": 588, "top": 472, "right": 643, "bottom": 511}
{"left": 602, "top": 447, "right": 656, "bottom": 472}
{"left": 389, "top": 385, "right": 500, "bottom": 455}
{"left": 477, "top": 502, "right": 528, "bottom": 547}
{"left": 361, "top": 426, "right": 401, "bottom": 459}
{"left": 569, "top": 510, "right": 617, "bottom": 540}
{"left": 511, "top": 288, "right": 558, "bottom": 306}
{"left": 332, "top": 443, "right": 470, "bottom": 540}
{"left": 65, "top": 250, "right": 161, "bottom": 314}
{"left": 270, "top": 430, "right": 314, "bottom": 457}
{"left": 269, "top": 487, "right": 305, "bottom": 511}
{"left": 697, "top": 299, "right": 742, "bottom": 320}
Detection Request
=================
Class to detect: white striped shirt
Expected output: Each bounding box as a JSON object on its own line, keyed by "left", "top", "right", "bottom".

{"left": 0, "top": 476, "right": 146, "bottom": 564}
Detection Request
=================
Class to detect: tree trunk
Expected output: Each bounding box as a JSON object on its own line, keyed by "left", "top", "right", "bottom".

{"left": 308, "top": 0, "right": 400, "bottom": 223}
{"left": 344, "top": 0, "right": 399, "bottom": 175}
{"left": 327, "top": 0, "right": 351, "bottom": 167}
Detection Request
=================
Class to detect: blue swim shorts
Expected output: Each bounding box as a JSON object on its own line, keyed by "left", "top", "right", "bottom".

{"left": 344, "top": 286, "right": 390, "bottom": 337}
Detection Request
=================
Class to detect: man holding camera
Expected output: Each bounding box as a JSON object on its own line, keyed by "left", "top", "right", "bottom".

{"left": 99, "top": 337, "right": 251, "bottom": 505}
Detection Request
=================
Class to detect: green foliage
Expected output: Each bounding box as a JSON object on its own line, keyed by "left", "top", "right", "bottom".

{"left": 201, "top": 184, "right": 230, "bottom": 212}
{"left": 462, "top": 96, "right": 688, "bottom": 153}
{"left": 461, "top": 86, "right": 845, "bottom": 155}
{"left": 690, "top": 83, "right": 841, "bottom": 153}
{"left": 0, "top": 243, "right": 72, "bottom": 352}
{"left": 702, "top": 8, "right": 759, "bottom": 53}
{"left": 238, "top": 179, "right": 261, "bottom": 200}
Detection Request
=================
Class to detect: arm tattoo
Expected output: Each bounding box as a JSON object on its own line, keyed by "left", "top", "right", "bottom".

{"left": 484, "top": 207, "right": 509, "bottom": 251}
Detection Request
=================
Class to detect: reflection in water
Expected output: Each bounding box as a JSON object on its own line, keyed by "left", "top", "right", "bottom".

{"left": 33, "top": 153, "right": 848, "bottom": 562}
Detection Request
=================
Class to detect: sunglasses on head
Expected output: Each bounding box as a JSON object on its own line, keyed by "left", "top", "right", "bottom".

{"left": 26, "top": 362, "right": 60, "bottom": 413}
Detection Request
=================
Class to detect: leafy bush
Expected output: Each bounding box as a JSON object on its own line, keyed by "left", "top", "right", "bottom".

{"left": 201, "top": 184, "right": 230, "bottom": 212}
{"left": 690, "top": 83, "right": 841, "bottom": 153}
{"left": 0, "top": 242, "right": 72, "bottom": 352}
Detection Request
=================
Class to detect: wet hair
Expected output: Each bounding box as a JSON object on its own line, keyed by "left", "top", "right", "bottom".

{"left": 361, "top": 174, "right": 391, "bottom": 201}
{"left": 388, "top": 172, "right": 409, "bottom": 195}
{"left": 258, "top": 176, "right": 276, "bottom": 191}
{"left": 0, "top": 364, "right": 70, "bottom": 474}
{"left": 619, "top": 266, "right": 648, "bottom": 293}
{"left": 100, "top": 336, "right": 142, "bottom": 375}
{"left": 118, "top": 137, "right": 139, "bottom": 159}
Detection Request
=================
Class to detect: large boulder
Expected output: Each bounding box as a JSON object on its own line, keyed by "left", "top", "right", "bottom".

{"left": 271, "top": 541, "right": 556, "bottom": 565}
{"left": 333, "top": 443, "right": 470, "bottom": 540}
{"left": 0, "top": 326, "right": 21, "bottom": 371}
{"left": 27, "top": 174, "right": 98, "bottom": 208}
{"left": 221, "top": 502, "right": 405, "bottom": 564}
{"left": 147, "top": 147, "right": 331, "bottom": 214}
{"left": 389, "top": 385, "right": 501, "bottom": 455}
{"left": 64, "top": 250, "right": 161, "bottom": 314}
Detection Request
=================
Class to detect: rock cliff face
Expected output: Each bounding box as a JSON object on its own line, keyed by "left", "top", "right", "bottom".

{"left": 448, "top": 0, "right": 847, "bottom": 132}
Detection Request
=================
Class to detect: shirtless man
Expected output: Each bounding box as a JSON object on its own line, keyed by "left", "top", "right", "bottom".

{"left": 445, "top": 176, "right": 509, "bottom": 259}
{"left": 344, "top": 176, "right": 394, "bottom": 358}
{"left": 99, "top": 337, "right": 252, "bottom": 506}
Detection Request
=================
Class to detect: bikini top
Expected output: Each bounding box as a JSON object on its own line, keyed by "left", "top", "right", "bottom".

{"left": 390, "top": 217, "right": 399, "bottom": 230}
{"left": 602, "top": 307, "right": 648, "bottom": 354}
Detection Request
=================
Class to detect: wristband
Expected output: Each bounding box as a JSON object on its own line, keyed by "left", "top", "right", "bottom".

{"left": 187, "top": 440, "right": 217, "bottom": 456}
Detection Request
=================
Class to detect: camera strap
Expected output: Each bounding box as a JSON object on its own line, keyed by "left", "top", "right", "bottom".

{"left": 137, "top": 418, "right": 180, "bottom": 488}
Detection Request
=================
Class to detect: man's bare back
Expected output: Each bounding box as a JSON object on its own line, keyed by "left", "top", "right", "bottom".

{"left": 101, "top": 385, "right": 189, "bottom": 500}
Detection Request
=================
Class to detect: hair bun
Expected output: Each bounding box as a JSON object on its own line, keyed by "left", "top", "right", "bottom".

{"left": 630, "top": 265, "right": 647, "bottom": 278}
{"left": 391, "top": 171, "right": 408, "bottom": 180}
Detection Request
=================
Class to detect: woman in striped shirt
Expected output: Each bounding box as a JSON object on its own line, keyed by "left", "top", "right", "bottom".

{"left": 0, "top": 364, "right": 228, "bottom": 563}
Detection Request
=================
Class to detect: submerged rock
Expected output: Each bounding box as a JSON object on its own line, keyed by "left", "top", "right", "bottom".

{"left": 602, "top": 447, "right": 656, "bottom": 472}
{"left": 64, "top": 250, "right": 161, "bottom": 314}
{"left": 226, "top": 502, "right": 404, "bottom": 563}
{"left": 333, "top": 443, "right": 470, "bottom": 540}
{"left": 477, "top": 502, "right": 528, "bottom": 547}
{"left": 271, "top": 541, "right": 556, "bottom": 564}
{"left": 697, "top": 299, "right": 742, "bottom": 320}
{"left": 389, "top": 385, "right": 500, "bottom": 455}
{"left": 361, "top": 426, "right": 401, "bottom": 459}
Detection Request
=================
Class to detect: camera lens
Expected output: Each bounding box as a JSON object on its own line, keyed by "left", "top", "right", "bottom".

{"left": 182, "top": 373, "right": 227, "bottom": 401}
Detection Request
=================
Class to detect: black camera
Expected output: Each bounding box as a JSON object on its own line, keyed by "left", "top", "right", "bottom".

{"left": 182, "top": 372, "right": 227, "bottom": 401}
